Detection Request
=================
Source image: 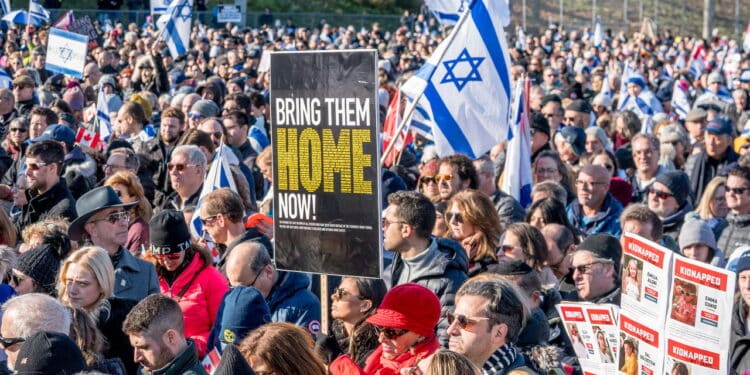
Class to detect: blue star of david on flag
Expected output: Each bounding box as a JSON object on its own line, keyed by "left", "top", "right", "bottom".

{"left": 175, "top": 0, "right": 192, "bottom": 21}
{"left": 440, "top": 48, "right": 485, "bottom": 92}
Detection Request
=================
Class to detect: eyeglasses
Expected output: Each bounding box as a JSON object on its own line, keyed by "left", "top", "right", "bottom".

{"left": 25, "top": 161, "right": 50, "bottom": 171}
{"left": 374, "top": 326, "right": 409, "bottom": 340}
{"left": 382, "top": 217, "right": 407, "bottom": 228}
{"left": 188, "top": 112, "right": 203, "bottom": 120}
{"left": 104, "top": 163, "right": 127, "bottom": 172}
{"left": 436, "top": 174, "right": 453, "bottom": 182}
{"left": 633, "top": 149, "right": 654, "bottom": 156}
{"left": 420, "top": 176, "right": 437, "bottom": 185}
{"left": 572, "top": 260, "right": 612, "bottom": 274}
{"left": 0, "top": 336, "right": 25, "bottom": 349}
{"left": 444, "top": 211, "right": 463, "bottom": 223}
{"left": 727, "top": 186, "right": 750, "bottom": 195}
{"left": 564, "top": 117, "right": 577, "bottom": 123}
{"left": 167, "top": 163, "right": 196, "bottom": 172}
{"left": 500, "top": 244, "right": 519, "bottom": 254}
{"left": 445, "top": 312, "right": 490, "bottom": 333}
{"left": 91, "top": 210, "right": 130, "bottom": 225}
{"left": 210, "top": 131, "right": 222, "bottom": 139}
{"left": 333, "top": 287, "right": 364, "bottom": 300}
{"left": 648, "top": 187, "right": 674, "bottom": 200}
{"left": 575, "top": 180, "right": 608, "bottom": 189}
{"left": 535, "top": 167, "right": 559, "bottom": 175}
{"left": 153, "top": 252, "right": 182, "bottom": 260}
{"left": 223, "top": 106, "right": 240, "bottom": 112}
{"left": 199, "top": 215, "right": 219, "bottom": 226}
{"left": 9, "top": 127, "right": 26, "bottom": 133}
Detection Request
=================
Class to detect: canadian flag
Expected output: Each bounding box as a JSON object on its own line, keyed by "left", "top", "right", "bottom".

{"left": 201, "top": 348, "right": 221, "bottom": 374}
{"left": 382, "top": 89, "right": 412, "bottom": 167}
{"left": 75, "top": 128, "right": 101, "bottom": 150}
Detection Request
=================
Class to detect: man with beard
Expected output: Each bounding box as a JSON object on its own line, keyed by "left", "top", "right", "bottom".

{"left": 684, "top": 118, "right": 738, "bottom": 203}
{"left": 123, "top": 294, "right": 207, "bottom": 374}
{"left": 68, "top": 186, "right": 158, "bottom": 301}
{"left": 153, "top": 107, "right": 185, "bottom": 206}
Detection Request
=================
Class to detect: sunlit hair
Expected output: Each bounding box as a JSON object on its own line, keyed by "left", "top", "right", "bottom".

{"left": 104, "top": 171, "right": 153, "bottom": 222}
{"left": 426, "top": 349, "right": 480, "bottom": 375}
{"left": 58, "top": 247, "right": 115, "bottom": 311}
{"left": 447, "top": 189, "right": 502, "bottom": 261}
{"left": 239, "top": 322, "right": 327, "bottom": 375}
{"left": 696, "top": 176, "right": 726, "bottom": 220}
{"left": 505, "top": 222, "right": 549, "bottom": 270}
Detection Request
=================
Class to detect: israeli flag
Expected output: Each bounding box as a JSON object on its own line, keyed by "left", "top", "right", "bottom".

{"left": 97, "top": 89, "right": 112, "bottom": 142}
{"left": 672, "top": 78, "right": 691, "bottom": 120}
{"left": 425, "top": 0, "right": 469, "bottom": 25}
{"left": 0, "top": 0, "right": 9, "bottom": 15}
{"left": 401, "top": 0, "right": 512, "bottom": 158}
{"left": 158, "top": 0, "right": 192, "bottom": 58}
{"left": 28, "top": 0, "right": 49, "bottom": 23}
{"left": 501, "top": 79, "right": 532, "bottom": 207}
{"left": 600, "top": 67, "right": 613, "bottom": 101}
{"left": 190, "top": 144, "right": 238, "bottom": 239}
{"left": 593, "top": 18, "right": 603, "bottom": 48}
{"left": 619, "top": 63, "right": 633, "bottom": 99}
{"left": 0, "top": 68, "right": 11, "bottom": 89}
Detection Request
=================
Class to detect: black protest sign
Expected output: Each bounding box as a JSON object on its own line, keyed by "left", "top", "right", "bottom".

{"left": 271, "top": 50, "right": 381, "bottom": 278}
{"left": 68, "top": 15, "right": 99, "bottom": 48}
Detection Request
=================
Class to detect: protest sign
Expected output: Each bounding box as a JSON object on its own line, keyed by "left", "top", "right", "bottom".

{"left": 619, "top": 232, "right": 674, "bottom": 375}
{"left": 151, "top": 0, "right": 170, "bottom": 14}
{"left": 664, "top": 256, "right": 735, "bottom": 374}
{"left": 67, "top": 15, "right": 99, "bottom": 48}
{"left": 557, "top": 303, "right": 620, "bottom": 374}
{"left": 45, "top": 28, "right": 88, "bottom": 79}
{"left": 270, "top": 50, "right": 381, "bottom": 278}
{"left": 217, "top": 5, "right": 241, "bottom": 23}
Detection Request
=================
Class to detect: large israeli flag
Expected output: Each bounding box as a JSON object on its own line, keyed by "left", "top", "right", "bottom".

{"left": 401, "top": 0, "right": 512, "bottom": 158}
{"left": 593, "top": 18, "right": 603, "bottom": 47}
{"left": 28, "top": 0, "right": 49, "bottom": 23}
{"left": 501, "top": 79, "right": 532, "bottom": 207}
{"left": 672, "top": 78, "right": 691, "bottom": 120}
{"left": 97, "top": 88, "right": 112, "bottom": 142}
{"left": 158, "top": 0, "right": 192, "bottom": 58}
{"left": 190, "top": 144, "right": 238, "bottom": 239}
{"left": 424, "top": 0, "right": 468, "bottom": 25}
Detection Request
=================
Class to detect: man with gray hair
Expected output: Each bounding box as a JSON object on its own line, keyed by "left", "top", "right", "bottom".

{"left": 472, "top": 155, "right": 524, "bottom": 225}
{"left": 531, "top": 180, "right": 568, "bottom": 204}
{"left": 447, "top": 277, "right": 530, "bottom": 373}
{"left": 564, "top": 233, "right": 622, "bottom": 305}
{"left": 161, "top": 144, "right": 207, "bottom": 211}
{"left": 1, "top": 293, "right": 71, "bottom": 370}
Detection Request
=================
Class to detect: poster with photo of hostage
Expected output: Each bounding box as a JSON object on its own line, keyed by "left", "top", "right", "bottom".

{"left": 270, "top": 50, "right": 382, "bottom": 278}
{"left": 665, "top": 256, "right": 736, "bottom": 374}
{"left": 557, "top": 303, "right": 619, "bottom": 374}
{"left": 618, "top": 233, "right": 673, "bottom": 375}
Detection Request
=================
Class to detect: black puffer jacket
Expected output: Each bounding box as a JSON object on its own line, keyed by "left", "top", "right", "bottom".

{"left": 731, "top": 295, "right": 750, "bottom": 374}
{"left": 14, "top": 178, "right": 77, "bottom": 235}
{"left": 718, "top": 212, "right": 750, "bottom": 258}
{"left": 383, "top": 237, "right": 469, "bottom": 346}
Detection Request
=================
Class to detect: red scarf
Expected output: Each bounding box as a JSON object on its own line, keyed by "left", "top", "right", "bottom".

{"left": 363, "top": 335, "right": 440, "bottom": 375}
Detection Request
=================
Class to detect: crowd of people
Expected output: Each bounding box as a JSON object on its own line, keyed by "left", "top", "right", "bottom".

{"left": 1, "top": 4, "right": 750, "bottom": 375}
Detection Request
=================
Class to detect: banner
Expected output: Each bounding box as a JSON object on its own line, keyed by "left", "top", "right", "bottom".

{"left": 619, "top": 233, "right": 674, "bottom": 375}
{"left": 270, "top": 50, "right": 382, "bottom": 278}
{"left": 664, "top": 256, "right": 735, "bottom": 374}
{"left": 216, "top": 4, "right": 241, "bottom": 23}
{"left": 45, "top": 28, "right": 88, "bottom": 78}
{"left": 557, "top": 303, "right": 620, "bottom": 374}
{"left": 150, "top": 0, "right": 169, "bottom": 14}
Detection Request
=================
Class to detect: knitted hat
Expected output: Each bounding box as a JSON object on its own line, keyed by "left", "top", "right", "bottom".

{"left": 14, "top": 331, "right": 86, "bottom": 374}
{"left": 217, "top": 287, "right": 271, "bottom": 345}
{"left": 735, "top": 253, "right": 750, "bottom": 273}
{"left": 98, "top": 74, "right": 117, "bottom": 90}
{"left": 149, "top": 210, "right": 191, "bottom": 255}
{"left": 62, "top": 86, "right": 85, "bottom": 111}
{"left": 708, "top": 71, "right": 724, "bottom": 84}
{"left": 214, "top": 344, "right": 255, "bottom": 375}
{"left": 627, "top": 75, "right": 646, "bottom": 88}
{"left": 578, "top": 233, "right": 622, "bottom": 271}
{"left": 191, "top": 99, "right": 221, "bottom": 118}
{"left": 366, "top": 283, "right": 441, "bottom": 338}
{"left": 15, "top": 232, "right": 71, "bottom": 293}
{"left": 558, "top": 126, "right": 586, "bottom": 156}
{"left": 531, "top": 112, "right": 550, "bottom": 136}
{"left": 678, "top": 219, "right": 716, "bottom": 252}
{"left": 130, "top": 93, "right": 153, "bottom": 120}
{"left": 653, "top": 170, "right": 690, "bottom": 207}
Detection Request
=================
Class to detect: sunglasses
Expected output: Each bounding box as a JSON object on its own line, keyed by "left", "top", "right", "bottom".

{"left": 188, "top": 111, "right": 203, "bottom": 120}
{"left": 9, "top": 127, "right": 26, "bottom": 133}
{"left": 727, "top": 186, "right": 750, "bottom": 195}
{"left": 333, "top": 287, "right": 364, "bottom": 300}
{"left": 25, "top": 161, "right": 49, "bottom": 171}
{"left": 572, "top": 260, "right": 611, "bottom": 274}
{"left": 648, "top": 187, "right": 674, "bottom": 200}
{"left": 420, "top": 176, "right": 437, "bottom": 185}
{"left": 436, "top": 174, "right": 453, "bottom": 182}
{"left": 500, "top": 244, "right": 518, "bottom": 254}
{"left": 0, "top": 336, "right": 25, "bottom": 349}
{"left": 210, "top": 131, "right": 222, "bottom": 139}
{"left": 10, "top": 273, "right": 22, "bottom": 286}
{"left": 444, "top": 211, "right": 463, "bottom": 223}
{"left": 92, "top": 210, "right": 130, "bottom": 225}
{"left": 167, "top": 163, "right": 196, "bottom": 172}
{"left": 445, "top": 312, "right": 490, "bottom": 333}
{"left": 153, "top": 252, "right": 182, "bottom": 260}
{"left": 374, "top": 326, "right": 409, "bottom": 340}
{"left": 199, "top": 215, "right": 218, "bottom": 226}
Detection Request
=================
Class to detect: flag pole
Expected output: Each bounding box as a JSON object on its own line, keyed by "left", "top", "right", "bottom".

{"left": 379, "top": 1, "right": 474, "bottom": 165}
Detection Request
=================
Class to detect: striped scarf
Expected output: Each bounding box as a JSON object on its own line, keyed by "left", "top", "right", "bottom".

{"left": 482, "top": 344, "right": 518, "bottom": 375}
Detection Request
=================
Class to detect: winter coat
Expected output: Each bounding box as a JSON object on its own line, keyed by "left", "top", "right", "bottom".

{"left": 63, "top": 145, "right": 97, "bottom": 199}
{"left": 383, "top": 237, "right": 469, "bottom": 346}
{"left": 266, "top": 271, "right": 322, "bottom": 336}
{"left": 14, "top": 178, "right": 77, "bottom": 235}
{"left": 113, "top": 246, "right": 160, "bottom": 301}
{"left": 731, "top": 295, "right": 750, "bottom": 374}
{"left": 329, "top": 335, "right": 440, "bottom": 375}
{"left": 139, "top": 340, "right": 208, "bottom": 375}
{"left": 159, "top": 253, "right": 229, "bottom": 358}
{"left": 566, "top": 193, "right": 623, "bottom": 237}
{"left": 662, "top": 202, "right": 693, "bottom": 243}
{"left": 684, "top": 148, "right": 738, "bottom": 204}
{"left": 718, "top": 212, "right": 750, "bottom": 258}
{"left": 217, "top": 228, "right": 273, "bottom": 275}
{"left": 130, "top": 54, "right": 170, "bottom": 97}
{"left": 491, "top": 189, "right": 526, "bottom": 226}
{"left": 97, "top": 297, "right": 138, "bottom": 375}
{"left": 330, "top": 318, "right": 380, "bottom": 368}
{"left": 125, "top": 217, "right": 150, "bottom": 256}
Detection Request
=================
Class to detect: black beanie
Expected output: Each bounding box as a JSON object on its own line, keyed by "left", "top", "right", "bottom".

{"left": 578, "top": 233, "right": 622, "bottom": 271}
{"left": 653, "top": 171, "right": 691, "bottom": 208}
{"left": 16, "top": 232, "right": 71, "bottom": 294}
{"left": 149, "top": 209, "right": 191, "bottom": 255}
{"left": 214, "top": 344, "right": 256, "bottom": 375}
{"left": 14, "top": 331, "right": 86, "bottom": 374}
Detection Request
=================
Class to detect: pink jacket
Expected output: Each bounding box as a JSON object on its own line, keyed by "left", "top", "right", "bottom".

{"left": 159, "top": 254, "right": 228, "bottom": 358}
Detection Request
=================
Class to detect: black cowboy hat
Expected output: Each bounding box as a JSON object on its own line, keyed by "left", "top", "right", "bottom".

{"left": 68, "top": 186, "right": 137, "bottom": 241}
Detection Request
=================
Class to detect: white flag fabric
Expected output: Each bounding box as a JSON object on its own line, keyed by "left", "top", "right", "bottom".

{"left": 401, "top": 0, "right": 513, "bottom": 158}
{"left": 424, "top": 0, "right": 467, "bottom": 25}
{"left": 0, "top": 0, "right": 9, "bottom": 15}
{"left": 97, "top": 88, "right": 112, "bottom": 142}
{"left": 0, "top": 68, "right": 11, "bottom": 89}
{"left": 501, "top": 80, "right": 532, "bottom": 207}
{"left": 28, "top": 0, "right": 49, "bottom": 23}
{"left": 593, "top": 18, "right": 603, "bottom": 47}
{"left": 158, "top": 0, "right": 192, "bottom": 58}
{"left": 190, "top": 144, "right": 238, "bottom": 240}
{"left": 672, "top": 78, "right": 691, "bottom": 120}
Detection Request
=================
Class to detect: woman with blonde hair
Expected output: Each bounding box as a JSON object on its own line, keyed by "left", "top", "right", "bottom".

{"left": 58, "top": 246, "right": 138, "bottom": 374}
{"left": 239, "top": 322, "right": 327, "bottom": 375}
{"left": 446, "top": 190, "right": 502, "bottom": 276}
{"left": 424, "top": 349, "right": 481, "bottom": 375}
{"left": 688, "top": 176, "right": 729, "bottom": 239}
{"left": 104, "top": 171, "right": 152, "bottom": 256}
